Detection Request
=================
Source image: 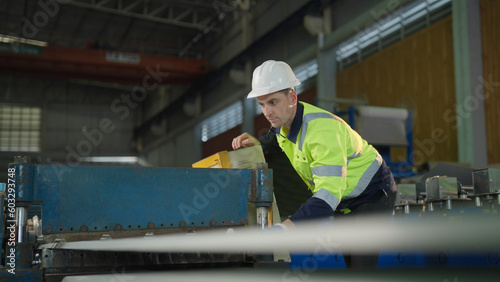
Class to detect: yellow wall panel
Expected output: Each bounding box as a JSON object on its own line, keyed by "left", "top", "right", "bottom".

{"left": 337, "top": 17, "right": 457, "bottom": 165}
{"left": 480, "top": 0, "right": 500, "bottom": 164}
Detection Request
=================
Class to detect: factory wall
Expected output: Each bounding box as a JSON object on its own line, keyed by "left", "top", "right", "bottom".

{"left": 208, "top": 0, "right": 312, "bottom": 68}
{"left": 336, "top": 16, "right": 457, "bottom": 165}
{"left": 480, "top": 0, "right": 500, "bottom": 164}
{"left": 145, "top": 141, "right": 173, "bottom": 168}
{"left": 44, "top": 102, "right": 135, "bottom": 157}
{"left": 146, "top": 129, "right": 196, "bottom": 168}
{"left": 0, "top": 76, "right": 138, "bottom": 183}
{"left": 0, "top": 78, "right": 138, "bottom": 158}
{"left": 174, "top": 129, "right": 197, "bottom": 168}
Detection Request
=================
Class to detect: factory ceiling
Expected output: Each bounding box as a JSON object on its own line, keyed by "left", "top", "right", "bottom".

{"left": 0, "top": 0, "right": 246, "bottom": 85}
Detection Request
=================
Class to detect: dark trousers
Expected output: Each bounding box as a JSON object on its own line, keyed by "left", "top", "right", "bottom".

{"left": 335, "top": 187, "right": 397, "bottom": 269}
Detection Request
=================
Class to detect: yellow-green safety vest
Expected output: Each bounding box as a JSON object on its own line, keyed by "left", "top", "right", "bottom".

{"left": 276, "top": 102, "right": 383, "bottom": 211}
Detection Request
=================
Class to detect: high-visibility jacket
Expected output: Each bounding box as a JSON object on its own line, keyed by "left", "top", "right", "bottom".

{"left": 274, "top": 102, "right": 383, "bottom": 211}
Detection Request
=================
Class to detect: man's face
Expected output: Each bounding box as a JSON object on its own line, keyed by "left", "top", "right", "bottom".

{"left": 257, "top": 90, "right": 296, "bottom": 128}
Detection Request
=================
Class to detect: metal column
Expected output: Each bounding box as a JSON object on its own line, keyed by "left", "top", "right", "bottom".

{"left": 452, "top": 0, "right": 488, "bottom": 167}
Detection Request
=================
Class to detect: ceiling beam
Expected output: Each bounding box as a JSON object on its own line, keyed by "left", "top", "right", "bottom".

{"left": 148, "top": 3, "right": 168, "bottom": 17}
{"left": 65, "top": 0, "right": 218, "bottom": 31}
{"left": 123, "top": 0, "right": 143, "bottom": 12}
{"left": 0, "top": 45, "right": 210, "bottom": 85}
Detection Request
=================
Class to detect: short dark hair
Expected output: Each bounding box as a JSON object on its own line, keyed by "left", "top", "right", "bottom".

{"left": 280, "top": 88, "right": 293, "bottom": 95}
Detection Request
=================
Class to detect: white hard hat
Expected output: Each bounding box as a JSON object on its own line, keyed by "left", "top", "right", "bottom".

{"left": 247, "top": 60, "right": 301, "bottom": 98}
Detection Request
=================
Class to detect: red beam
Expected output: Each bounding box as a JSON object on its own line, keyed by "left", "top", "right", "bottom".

{"left": 0, "top": 45, "right": 210, "bottom": 85}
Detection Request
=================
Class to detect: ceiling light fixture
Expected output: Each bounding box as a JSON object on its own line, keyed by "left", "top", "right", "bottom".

{"left": 0, "top": 34, "right": 48, "bottom": 47}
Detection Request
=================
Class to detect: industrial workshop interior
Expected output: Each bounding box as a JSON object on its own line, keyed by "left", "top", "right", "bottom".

{"left": 1, "top": 0, "right": 499, "bottom": 281}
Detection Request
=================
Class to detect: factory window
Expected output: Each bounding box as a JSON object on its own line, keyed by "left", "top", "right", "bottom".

{"left": 0, "top": 104, "right": 41, "bottom": 152}
{"left": 336, "top": 0, "right": 452, "bottom": 70}
{"left": 200, "top": 101, "right": 242, "bottom": 142}
{"left": 294, "top": 60, "right": 318, "bottom": 95}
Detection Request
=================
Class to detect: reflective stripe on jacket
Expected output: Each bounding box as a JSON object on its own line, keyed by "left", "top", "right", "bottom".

{"left": 276, "top": 102, "right": 382, "bottom": 211}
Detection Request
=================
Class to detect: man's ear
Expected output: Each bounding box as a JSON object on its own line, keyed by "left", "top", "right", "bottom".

{"left": 290, "top": 89, "right": 298, "bottom": 106}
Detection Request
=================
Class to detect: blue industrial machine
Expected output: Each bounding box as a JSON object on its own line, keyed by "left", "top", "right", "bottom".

{"left": 378, "top": 170, "right": 500, "bottom": 269}
{"left": 0, "top": 156, "right": 274, "bottom": 281}
{"left": 1, "top": 155, "right": 499, "bottom": 281}
{"left": 289, "top": 168, "right": 500, "bottom": 271}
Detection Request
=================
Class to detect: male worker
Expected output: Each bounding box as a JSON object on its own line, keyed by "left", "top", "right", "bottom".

{"left": 232, "top": 60, "right": 397, "bottom": 269}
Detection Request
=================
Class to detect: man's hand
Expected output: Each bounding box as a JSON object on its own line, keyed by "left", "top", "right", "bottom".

{"left": 232, "top": 132, "right": 260, "bottom": 150}
{"left": 265, "top": 220, "right": 295, "bottom": 232}
{"left": 281, "top": 219, "right": 295, "bottom": 228}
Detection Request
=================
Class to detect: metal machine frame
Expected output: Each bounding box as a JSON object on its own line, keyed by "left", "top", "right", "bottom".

{"left": 0, "top": 156, "right": 274, "bottom": 281}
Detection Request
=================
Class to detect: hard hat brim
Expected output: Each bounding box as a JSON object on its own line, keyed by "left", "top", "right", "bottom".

{"left": 247, "top": 80, "right": 301, "bottom": 99}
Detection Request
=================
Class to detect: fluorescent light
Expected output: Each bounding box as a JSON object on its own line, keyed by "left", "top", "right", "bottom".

{"left": 81, "top": 156, "right": 139, "bottom": 163}
{"left": 0, "top": 34, "right": 48, "bottom": 47}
